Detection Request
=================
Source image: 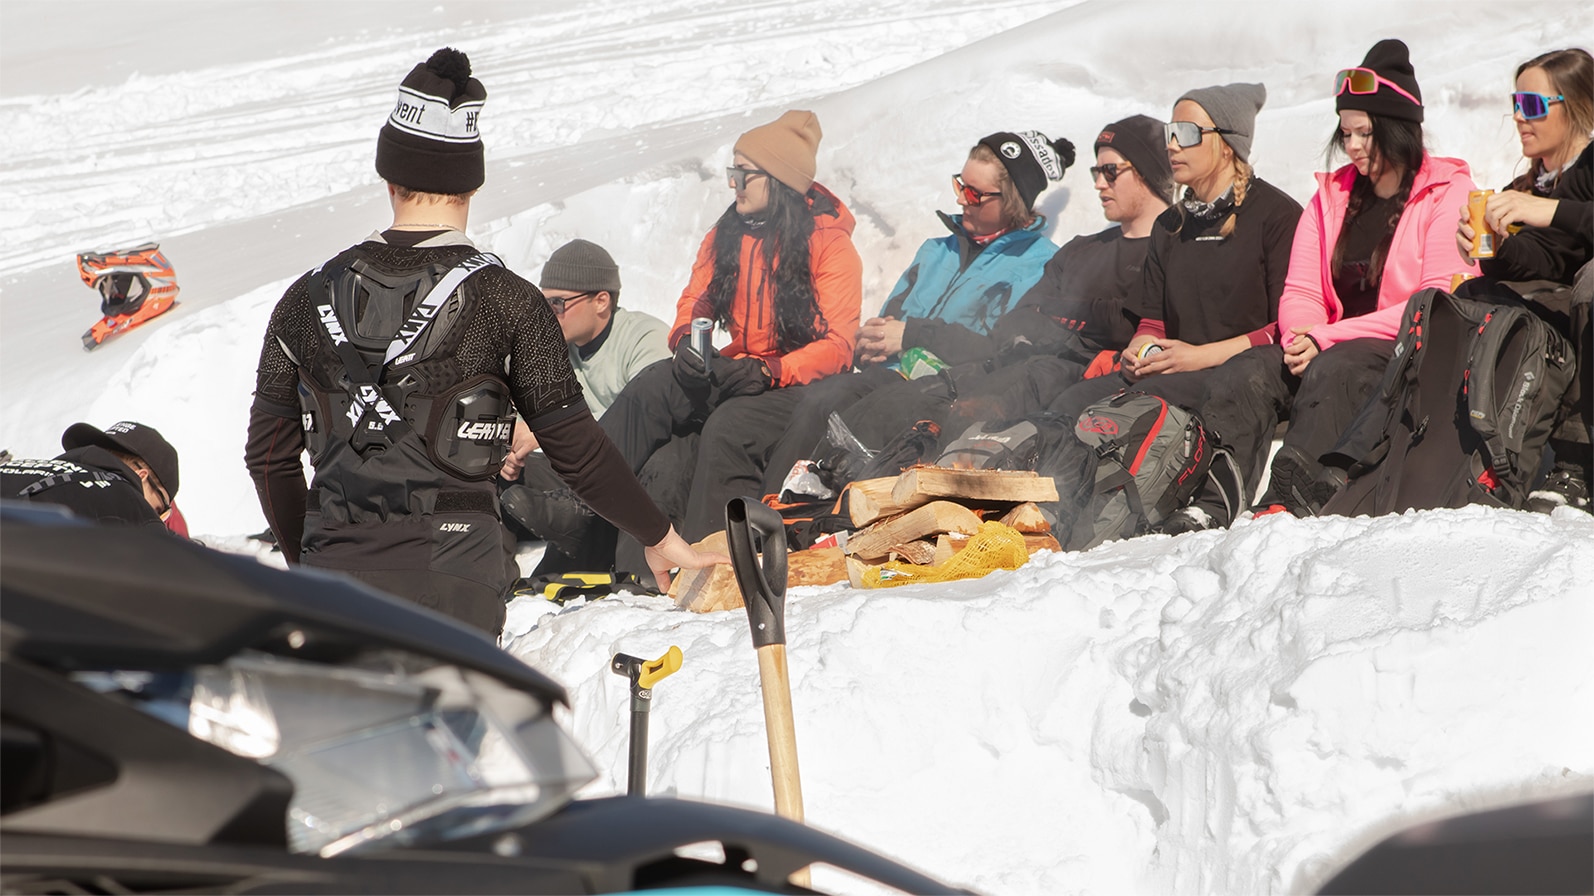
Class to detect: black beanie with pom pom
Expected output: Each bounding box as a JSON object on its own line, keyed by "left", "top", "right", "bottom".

{"left": 375, "top": 48, "right": 487, "bottom": 195}
{"left": 978, "top": 131, "right": 1076, "bottom": 211}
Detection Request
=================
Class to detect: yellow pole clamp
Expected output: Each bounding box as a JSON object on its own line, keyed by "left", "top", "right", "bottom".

{"left": 637, "top": 645, "right": 683, "bottom": 690}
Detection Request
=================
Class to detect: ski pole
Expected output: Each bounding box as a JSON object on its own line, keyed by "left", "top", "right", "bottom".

{"left": 610, "top": 645, "right": 682, "bottom": 797}
{"left": 725, "top": 497, "right": 810, "bottom": 888}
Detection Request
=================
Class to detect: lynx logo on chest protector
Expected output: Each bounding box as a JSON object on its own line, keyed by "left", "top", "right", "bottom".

{"left": 439, "top": 522, "right": 473, "bottom": 533}
{"left": 347, "top": 385, "right": 403, "bottom": 428}
{"left": 318, "top": 304, "right": 349, "bottom": 345}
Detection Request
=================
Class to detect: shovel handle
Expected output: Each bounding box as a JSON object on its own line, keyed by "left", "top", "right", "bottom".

{"left": 725, "top": 497, "right": 788, "bottom": 649}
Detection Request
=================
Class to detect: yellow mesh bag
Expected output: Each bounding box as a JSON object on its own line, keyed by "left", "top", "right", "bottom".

{"left": 860, "top": 520, "right": 1029, "bottom": 588}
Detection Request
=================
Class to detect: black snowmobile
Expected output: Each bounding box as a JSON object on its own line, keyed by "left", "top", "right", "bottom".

{"left": 0, "top": 503, "right": 966, "bottom": 894}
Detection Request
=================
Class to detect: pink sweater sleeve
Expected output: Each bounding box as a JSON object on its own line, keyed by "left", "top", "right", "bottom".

{"left": 1276, "top": 196, "right": 1329, "bottom": 346}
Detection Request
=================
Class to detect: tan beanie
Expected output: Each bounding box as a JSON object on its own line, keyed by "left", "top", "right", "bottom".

{"left": 733, "top": 110, "right": 822, "bottom": 195}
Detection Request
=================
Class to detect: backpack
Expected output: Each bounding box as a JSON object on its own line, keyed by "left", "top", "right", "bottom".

{"left": 1055, "top": 391, "right": 1244, "bottom": 550}
{"left": 1323, "top": 287, "right": 1576, "bottom": 515}
{"left": 935, "top": 419, "right": 1046, "bottom": 470}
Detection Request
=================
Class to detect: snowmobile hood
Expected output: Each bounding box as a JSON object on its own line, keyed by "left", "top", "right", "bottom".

{"left": 0, "top": 504, "right": 567, "bottom": 707}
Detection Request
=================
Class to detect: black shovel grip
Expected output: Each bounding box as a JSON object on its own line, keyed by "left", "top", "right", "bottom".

{"left": 725, "top": 496, "right": 788, "bottom": 649}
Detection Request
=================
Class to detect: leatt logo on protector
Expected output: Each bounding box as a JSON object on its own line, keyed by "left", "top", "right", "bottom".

{"left": 456, "top": 421, "right": 513, "bottom": 441}
{"left": 439, "top": 522, "right": 472, "bottom": 533}
{"left": 1078, "top": 415, "right": 1119, "bottom": 436}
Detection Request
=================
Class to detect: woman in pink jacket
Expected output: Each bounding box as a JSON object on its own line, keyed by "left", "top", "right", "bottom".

{"left": 1255, "top": 38, "right": 1479, "bottom": 514}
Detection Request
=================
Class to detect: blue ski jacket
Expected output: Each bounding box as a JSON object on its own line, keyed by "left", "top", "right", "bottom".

{"left": 880, "top": 212, "right": 1057, "bottom": 344}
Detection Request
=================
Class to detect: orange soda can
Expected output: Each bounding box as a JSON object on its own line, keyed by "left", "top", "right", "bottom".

{"left": 1468, "top": 189, "right": 1495, "bottom": 258}
{"left": 1450, "top": 273, "right": 1475, "bottom": 292}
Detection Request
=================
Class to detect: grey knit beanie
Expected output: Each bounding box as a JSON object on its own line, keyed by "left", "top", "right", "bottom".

{"left": 540, "top": 239, "right": 621, "bottom": 295}
{"left": 1176, "top": 82, "right": 1267, "bottom": 163}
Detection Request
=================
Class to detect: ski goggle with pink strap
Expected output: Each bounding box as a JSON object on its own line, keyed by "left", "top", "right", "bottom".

{"left": 1513, "top": 91, "right": 1565, "bottom": 121}
{"left": 1334, "top": 67, "right": 1422, "bottom": 107}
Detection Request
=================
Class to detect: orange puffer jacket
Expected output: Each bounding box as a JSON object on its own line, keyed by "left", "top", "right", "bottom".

{"left": 669, "top": 183, "right": 863, "bottom": 387}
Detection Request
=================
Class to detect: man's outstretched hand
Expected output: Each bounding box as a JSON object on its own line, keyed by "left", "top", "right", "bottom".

{"left": 645, "top": 525, "right": 731, "bottom": 593}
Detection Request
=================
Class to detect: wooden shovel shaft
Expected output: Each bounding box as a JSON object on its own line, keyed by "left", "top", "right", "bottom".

{"left": 756, "top": 643, "right": 809, "bottom": 887}
{"left": 756, "top": 643, "right": 804, "bottom": 822}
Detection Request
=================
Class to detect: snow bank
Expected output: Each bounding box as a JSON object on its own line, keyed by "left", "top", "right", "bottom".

{"left": 505, "top": 506, "right": 1594, "bottom": 894}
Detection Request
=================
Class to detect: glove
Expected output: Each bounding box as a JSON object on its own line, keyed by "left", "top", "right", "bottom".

{"left": 711, "top": 355, "right": 773, "bottom": 401}
{"left": 672, "top": 339, "right": 713, "bottom": 392}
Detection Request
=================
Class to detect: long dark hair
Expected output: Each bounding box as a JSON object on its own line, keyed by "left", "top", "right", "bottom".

{"left": 1325, "top": 114, "right": 1424, "bottom": 289}
{"left": 702, "top": 178, "right": 825, "bottom": 353}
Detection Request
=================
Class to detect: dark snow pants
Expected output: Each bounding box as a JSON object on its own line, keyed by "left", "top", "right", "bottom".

{"left": 600, "top": 359, "right": 812, "bottom": 543}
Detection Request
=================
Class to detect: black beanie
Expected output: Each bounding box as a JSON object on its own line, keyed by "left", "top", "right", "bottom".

{"left": 1336, "top": 38, "right": 1424, "bottom": 123}
{"left": 540, "top": 239, "right": 622, "bottom": 295}
{"left": 1095, "top": 115, "right": 1174, "bottom": 201}
{"left": 375, "top": 48, "right": 487, "bottom": 195}
{"left": 978, "top": 131, "right": 1076, "bottom": 210}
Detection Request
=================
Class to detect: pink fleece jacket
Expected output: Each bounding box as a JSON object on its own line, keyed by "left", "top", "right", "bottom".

{"left": 1277, "top": 155, "right": 1478, "bottom": 350}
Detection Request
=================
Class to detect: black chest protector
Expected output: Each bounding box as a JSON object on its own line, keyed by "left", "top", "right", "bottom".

{"left": 297, "top": 248, "right": 515, "bottom": 481}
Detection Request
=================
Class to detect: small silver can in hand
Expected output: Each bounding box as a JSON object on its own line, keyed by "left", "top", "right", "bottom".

{"left": 691, "top": 317, "right": 713, "bottom": 360}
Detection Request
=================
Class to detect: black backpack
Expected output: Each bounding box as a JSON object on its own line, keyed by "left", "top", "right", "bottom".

{"left": 1324, "top": 288, "right": 1576, "bottom": 515}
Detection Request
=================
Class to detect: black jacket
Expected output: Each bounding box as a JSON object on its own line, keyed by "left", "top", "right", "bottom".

{"left": 1483, "top": 141, "right": 1593, "bottom": 285}
{"left": 1, "top": 446, "right": 161, "bottom": 527}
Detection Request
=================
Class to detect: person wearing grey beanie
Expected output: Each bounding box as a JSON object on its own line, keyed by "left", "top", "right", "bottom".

{"left": 1174, "top": 83, "right": 1267, "bottom": 164}
{"left": 1043, "top": 85, "right": 1305, "bottom": 535}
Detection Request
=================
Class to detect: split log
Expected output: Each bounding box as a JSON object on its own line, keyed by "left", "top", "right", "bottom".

{"left": 1024, "top": 533, "right": 1062, "bottom": 554}
{"left": 845, "top": 501, "right": 981, "bottom": 561}
{"left": 885, "top": 539, "right": 937, "bottom": 565}
{"left": 998, "top": 502, "right": 1052, "bottom": 534}
{"left": 671, "top": 532, "right": 848, "bottom": 613}
{"left": 845, "top": 476, "right": 902, "bottom": 527}
{"left": 889, "top": 466, "right": 1058, "bottom": 509}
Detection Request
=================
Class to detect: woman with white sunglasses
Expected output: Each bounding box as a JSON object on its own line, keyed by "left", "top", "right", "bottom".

{"left": 1042, "top": 82, "right": 1302, "bottom": 532}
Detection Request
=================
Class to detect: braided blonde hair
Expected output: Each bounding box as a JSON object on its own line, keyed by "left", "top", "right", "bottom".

{"left": 1218, "top": 161, "right": 1252, "bottom": 238}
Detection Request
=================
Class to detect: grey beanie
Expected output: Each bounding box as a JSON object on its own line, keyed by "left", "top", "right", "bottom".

{"left": 1177, "top": 82, "right": 1267, "bottom": 163}
{"left": 539, "top": 239, "right": 621, "bottom": 295}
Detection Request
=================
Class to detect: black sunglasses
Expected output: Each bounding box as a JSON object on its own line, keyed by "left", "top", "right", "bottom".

{"left": 546, "top": 291, "right": 595, "bottom": 314}
{"left": 1164, "top": 121, "right": 1237, "bottom": 148}
{"left": 726, "top": 167, "right": 770, "bottom": 191}
{"left": 1089, "top": 161, "right": 1135, "bottom": 184}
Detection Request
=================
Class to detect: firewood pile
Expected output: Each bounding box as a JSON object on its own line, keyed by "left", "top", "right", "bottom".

{"left": 670, "top": 466, "right": 1059, "bottom": 613}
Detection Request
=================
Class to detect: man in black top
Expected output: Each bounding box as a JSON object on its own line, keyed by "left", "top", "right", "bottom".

{"left": 245, "top": 48, "right": 720, "bottom": 635}
{"left": 2, "top": 420, "right": 178, "bottom": 527}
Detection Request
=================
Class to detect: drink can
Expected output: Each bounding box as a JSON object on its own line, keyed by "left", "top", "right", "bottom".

{"left": 1468, "top": 189, "right": 1495, "bottom": 258}
{"left": 899, "top": 346, "right": 948, "bottom": 380}
{"left": 690, "top": 317, "right": 713, "bottom": 359}
{"left": 1450, "top": 273, "right": 1476, "bottom": 292}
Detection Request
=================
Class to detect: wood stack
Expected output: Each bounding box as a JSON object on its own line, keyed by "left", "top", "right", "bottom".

{"left": 670, "top": 466, "right": 1061, "bottom": 613}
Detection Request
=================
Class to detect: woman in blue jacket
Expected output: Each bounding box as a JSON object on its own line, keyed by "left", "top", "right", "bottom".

{"left": 765, "top": 130, "right": 1075, "bottom": 492}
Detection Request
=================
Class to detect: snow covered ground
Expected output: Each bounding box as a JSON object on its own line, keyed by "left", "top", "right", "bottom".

{"left": 2, "top": 1, "right": 1591, "bottom": 893}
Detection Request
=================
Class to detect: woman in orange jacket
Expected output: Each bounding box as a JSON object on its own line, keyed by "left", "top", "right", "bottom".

{"left": 600, "top": 110, "right": 864, "bottom": 553}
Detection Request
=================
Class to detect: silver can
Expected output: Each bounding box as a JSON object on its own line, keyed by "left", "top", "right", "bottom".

{"left": 691, "top": 317, "right": 713, "bottom": 359}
